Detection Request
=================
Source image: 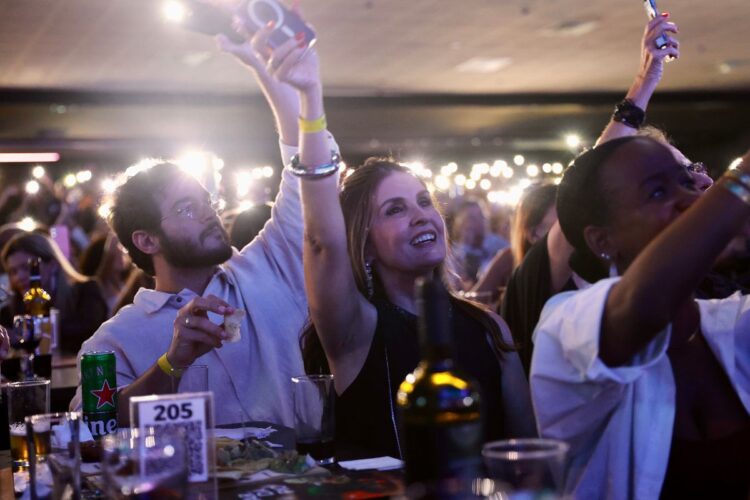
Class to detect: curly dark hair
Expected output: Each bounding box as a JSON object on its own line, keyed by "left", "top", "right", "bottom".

{"left": 108, "top": 163, "right": 183, "bottom": 276}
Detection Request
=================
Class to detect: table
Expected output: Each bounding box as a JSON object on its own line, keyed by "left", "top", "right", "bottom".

{"left": 1, "top": 423, "right": 406, "bottom": 499}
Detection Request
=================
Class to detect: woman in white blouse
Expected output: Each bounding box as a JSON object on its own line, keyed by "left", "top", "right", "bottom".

{"left": 530, "top": 136, "right": 750, "bottom": 499}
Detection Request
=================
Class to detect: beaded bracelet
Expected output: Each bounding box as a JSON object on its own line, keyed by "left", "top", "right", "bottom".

{"left": 287, "top": 151, "right": 341, "bottom": 179}
{"left": 723, "top": 169, "right": 750, "bottom": 192}
{"left": 720, "top": 178, "right": 750, "bottom": 206}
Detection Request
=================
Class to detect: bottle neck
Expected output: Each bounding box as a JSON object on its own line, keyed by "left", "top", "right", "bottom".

{"left": 423, "top": 345, "right": 454, "bottom": 371}
{"left": 29, "top": 275, "right": 41, "bottom": 288}
{"left": 29, "top": 259, "right": 42, "bottom": 289}
{"left": 417, "top": 277, "right": 455, "bottom": 368}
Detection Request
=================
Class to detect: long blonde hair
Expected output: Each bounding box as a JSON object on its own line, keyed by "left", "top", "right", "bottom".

{"left": 301, "top": 158, "right": 513, "bottom": 373}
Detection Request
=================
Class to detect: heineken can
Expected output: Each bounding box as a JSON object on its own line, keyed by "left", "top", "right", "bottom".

{"left": 81, "top": 351, "right": 118, "bottom": 439}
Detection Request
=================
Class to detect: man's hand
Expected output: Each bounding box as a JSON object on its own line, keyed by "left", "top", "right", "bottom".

{"left": 638, "top": 14, "right": 680, "bottom": 86}
{"left": 216, "top": 19, "right": 301, "bottom": 145}
{"left": 166, "top": 295, "right": 235, "bottom": 368}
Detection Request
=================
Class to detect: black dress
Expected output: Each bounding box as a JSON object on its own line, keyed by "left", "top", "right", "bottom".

{"left": 501, "top": 235, "right": 575, "bottom": 376}
{"left": 335, "top": 296, "right": 506, "bottom": 459}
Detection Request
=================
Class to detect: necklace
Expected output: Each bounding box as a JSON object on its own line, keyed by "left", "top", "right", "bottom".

{"left": 669, "top": 324, "right": 700, "bottom": 352}
{"left": 687, "top": 326, "right": 700, "bottom": 344}
{"left": 383, "top": 344, "right": 404, "bottom": 460}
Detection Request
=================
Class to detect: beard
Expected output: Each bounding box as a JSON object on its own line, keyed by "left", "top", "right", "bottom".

{"left": 159, "top": 222, "right": 232, "bottom": 268}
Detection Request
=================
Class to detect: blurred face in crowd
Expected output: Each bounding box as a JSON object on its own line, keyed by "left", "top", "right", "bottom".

{"left": 366, "top": 171, "right": 447, "bottom": 278}
{"left": 105, "top": 236, "right": 131, "bottom": 277}
{"left": 528, "top": 205, "right": 557, "bottom": 245}
{"left": 156, "top": 176, "right": 232, "bottom": 268}
{"left": 5, "top": 250, "right": 58, "bottom": 295}
{"left": 453, "top": 203, "right": 486, "bottom": 248}
{"left": 590, "top": 139, "right": 700, "bottom": 272}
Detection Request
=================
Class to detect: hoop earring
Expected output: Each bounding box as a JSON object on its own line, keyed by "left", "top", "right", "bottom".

{"left": 365, "top": 262, "right": 374, "bottom": 298}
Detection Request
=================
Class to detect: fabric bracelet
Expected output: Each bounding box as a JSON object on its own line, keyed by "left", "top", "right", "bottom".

{"left": 299, "top": 115, "right": 327, "bottom": 134}
{"left": 157, "top": 353, "right": 182, "bottom": 377}
{"left": 720, "top": 178, "right": 750, "bottom": 206}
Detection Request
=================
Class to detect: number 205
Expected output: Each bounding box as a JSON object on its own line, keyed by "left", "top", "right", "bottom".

{"left": 153, "top": 402, "right": 193, "bottom": 421}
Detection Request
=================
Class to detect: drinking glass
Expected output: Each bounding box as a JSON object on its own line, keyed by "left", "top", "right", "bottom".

{"left": 10, "top": 314, "right": 41, "bottom": 379}
{"left": 291, "top": 374, "right": 335, "bottom": 465}
{"left": 170, "top": 364, "right": 208, "bottom": 393}
{"left": 6, "top": 378, "right": 50, "bottom": 468}
{"left": 101, "top": 427, "right": 189, "bottom": 499}
{"left": 25, "top": 412, "right": 82, "bottom": 500}
{"left": 482, "top": 438, "right": 568, "bottom": 497}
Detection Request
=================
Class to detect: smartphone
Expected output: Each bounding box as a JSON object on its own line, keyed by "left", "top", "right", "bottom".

{"left": 643, "top": 0, "right": 669, "bottom": 49}
{"left": 237, "top": 0, "right": 316, "bottom": 49}
{"left": 177, "top": 0, "right": 245, "bottom": 44}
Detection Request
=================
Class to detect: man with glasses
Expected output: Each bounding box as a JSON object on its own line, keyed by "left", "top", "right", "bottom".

{"left": 70, "top": 28, "right": 338, "bottom": 427}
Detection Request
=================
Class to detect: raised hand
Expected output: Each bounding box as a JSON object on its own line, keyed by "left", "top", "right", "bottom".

{"left": 216, "top": 17, "right": 301, "bottom": 144}
{"left": 639, "top": 13, "right": 680, "bottom": 84}
{"left": 266, "top": 33, "right": 321, "bottom": 93}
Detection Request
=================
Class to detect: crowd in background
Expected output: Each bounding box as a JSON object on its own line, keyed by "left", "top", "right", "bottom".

{"left": 0, "top": 161, "right": 553, "bottom": 357}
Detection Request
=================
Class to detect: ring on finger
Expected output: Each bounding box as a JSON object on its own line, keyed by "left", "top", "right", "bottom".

{"left": 184, "top": 316, "right": 191, "bottom": 327}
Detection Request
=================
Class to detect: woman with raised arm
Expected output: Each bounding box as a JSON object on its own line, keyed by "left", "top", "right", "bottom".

{"left": 531, "top": 136, "right": 750, "bottom": 499}
{"left": 263, "top": 21, "right": 535, "bottom": 458}
{"left": 501, "top": 13, "right": 713, "bottom": 375}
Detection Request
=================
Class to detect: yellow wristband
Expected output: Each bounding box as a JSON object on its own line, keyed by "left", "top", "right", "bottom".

{"left": 299, "top": 115, "right": 327, "bottom": 134}
{"left": 157, "top": 353, "right": 182, "bottom": 377}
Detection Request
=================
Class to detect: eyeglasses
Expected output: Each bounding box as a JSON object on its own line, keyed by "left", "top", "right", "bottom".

{"left": 161, "top": 199, "right": 221, "bottom": 222}
{"left": 685, "top": 162, "right": 708, "bottom": 176}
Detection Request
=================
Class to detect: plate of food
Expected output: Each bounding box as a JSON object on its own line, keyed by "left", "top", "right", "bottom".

{"left": 215, "top": 436, "right": 329, "bottom": 482}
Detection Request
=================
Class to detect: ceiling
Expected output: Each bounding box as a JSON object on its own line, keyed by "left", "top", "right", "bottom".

{"left": 0, "top": 0, "right": 749, "bottom": 172}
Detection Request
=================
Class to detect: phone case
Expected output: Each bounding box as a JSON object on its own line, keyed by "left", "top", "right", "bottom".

{"left": 238, "top": 0, "right": 316, "bottom": 48}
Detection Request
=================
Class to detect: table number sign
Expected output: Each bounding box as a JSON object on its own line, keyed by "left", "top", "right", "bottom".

{"left": 130, "top": 391, "right": 215, "bottom": 482}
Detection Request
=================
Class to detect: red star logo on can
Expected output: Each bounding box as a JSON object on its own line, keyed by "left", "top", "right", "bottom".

{"left": 90, "top": 379, "right": 116, "bottom": 409}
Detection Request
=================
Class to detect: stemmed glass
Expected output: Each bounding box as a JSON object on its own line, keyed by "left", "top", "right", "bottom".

{"left": 10, "top": 315, "right": 42, "bottom": 379}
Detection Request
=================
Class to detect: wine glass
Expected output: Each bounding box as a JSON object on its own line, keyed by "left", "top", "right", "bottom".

{"left": 10, "top": 315, "right": 41, "bottom": 379}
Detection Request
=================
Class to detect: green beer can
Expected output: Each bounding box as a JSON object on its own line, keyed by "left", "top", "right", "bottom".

{"left": 81, "top": 351, "right": 118, "bottom": 439}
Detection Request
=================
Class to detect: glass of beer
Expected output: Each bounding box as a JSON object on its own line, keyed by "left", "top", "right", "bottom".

{"left": 101, "top": 427, "right": 189, "bottom": 499}
{"left": 291, "top": 374, "right": 335, "bottom": 465}
{"left": 25, "top": 412, "right": 82, "bottom": 500}
{"left": 6, "top": 378, "right": 50, "bottom": 468}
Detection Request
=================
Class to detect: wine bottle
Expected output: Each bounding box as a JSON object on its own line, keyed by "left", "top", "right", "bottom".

{"left": 23, "top": 257, "right": 52, "bottom": 354}
{"left": 397, "top": 275, "right": 483, "bottom": 487}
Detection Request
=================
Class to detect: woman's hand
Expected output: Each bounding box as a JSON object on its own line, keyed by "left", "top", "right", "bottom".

{"left": 638, "top": 14, "right": 680, "bottom": 85}
{"left": 266, "top": 34, "right": 321, "bottom": 94}
{"left": 216, "top": 16, "right": 301, "bottom": 144}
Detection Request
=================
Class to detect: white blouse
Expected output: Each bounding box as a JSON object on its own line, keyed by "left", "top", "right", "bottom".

{"left": 530, "top": 277, "right": 750, "bottom": 500}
